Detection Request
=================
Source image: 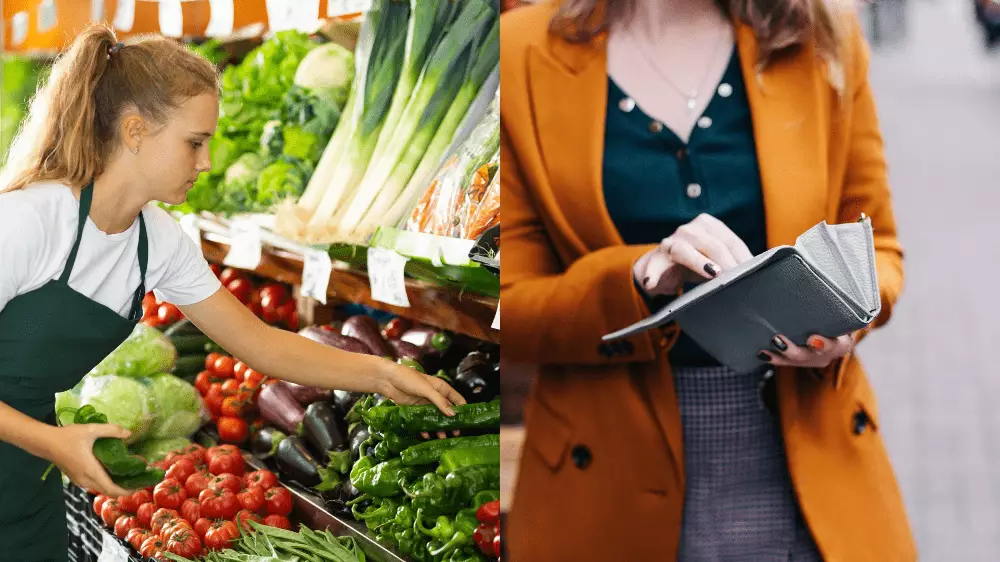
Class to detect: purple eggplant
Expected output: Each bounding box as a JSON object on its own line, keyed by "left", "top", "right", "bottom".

{"left": 302, "top": 402, "right": 347, "bottom": 454}
{"left": 332, "top": 390, "right": 364, "bottom": 419}
{"left": 454, "top": 351, "right": 500, "bottom": 403}
{"left": 258, "top": 381, "right": 307, "bottom": 435}
{"left": 249, "top": 426, "right": 286, "bottom": 459}
{"left": 275, "top": 435, "right": 340, "bottom": 491}
{"left": 342, "top": 315, "right": 394, "bottom": 358}
{"left": 298, "top": 326, "right": 374, "bottom": 355}
{"left": 283, "top": 381, "right": 332, "bottom": 405}
{"left": 388, "top": 339, "right": 424, "bottom": 362}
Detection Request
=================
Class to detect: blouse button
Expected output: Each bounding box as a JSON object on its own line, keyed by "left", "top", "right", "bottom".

{"left": 649, "top": 121, "right": 664, "bottom": 134}
{"left": 686, "top": 183, "right": 702, "bottom": 199}
{"left": 697, "top": 116, "right": 713, "bottom": 129}
{"left": 619, "top": 97, "right": 636, "bottom": 113}
{"left": 718, "top": 83, "right": 733, "bottom": 98}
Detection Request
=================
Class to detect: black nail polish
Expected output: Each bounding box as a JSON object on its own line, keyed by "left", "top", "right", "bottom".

{"left": 757, "top": 351, "right": 771, "bottom": 361}
{"left": 704, "top": 263, "right": 720, "bottom": 277}
{"left": 771, "top": 336, "right": 788, "bottom": 352}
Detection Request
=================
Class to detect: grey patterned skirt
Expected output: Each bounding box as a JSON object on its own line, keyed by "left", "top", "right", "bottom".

{"left": 673, "top": 365, "right": 823, "bottom": 562}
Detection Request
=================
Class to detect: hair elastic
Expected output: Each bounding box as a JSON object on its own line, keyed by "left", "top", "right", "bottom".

{"left": 107, "top": 42, "right": 125, "bottom": 60}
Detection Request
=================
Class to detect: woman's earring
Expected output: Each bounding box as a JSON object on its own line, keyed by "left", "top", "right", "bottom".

{"left": 132, "top": 147, "right": 140, "bottom": 155}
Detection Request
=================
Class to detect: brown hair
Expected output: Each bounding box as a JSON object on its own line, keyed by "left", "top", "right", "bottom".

{"left": 0, "top": 24, "right": 219, "bottom": 193}
{"left": 550, "top": 0, "right": 847, "bottom": 77}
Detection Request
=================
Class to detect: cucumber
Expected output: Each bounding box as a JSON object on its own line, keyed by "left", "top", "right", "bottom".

{"left": 173, "top": 354, "right": 207, "bottom": 377}
{"left": 164, "top": 318, "right": 204, "bottom": 337}
{"left": 170, "top": 335, "right": 214, "bottom": 355}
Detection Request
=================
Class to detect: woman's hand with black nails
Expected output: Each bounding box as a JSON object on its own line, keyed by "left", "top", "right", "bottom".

{"left": 758, "top": 333, "right": 854, "bottom": 368}
{"left": 633, "top": 213, "right": 754, "bottom": 297}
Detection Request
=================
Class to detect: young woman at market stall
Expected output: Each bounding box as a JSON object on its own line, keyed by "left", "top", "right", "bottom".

{"left": 0, "top": 25, "right": 465, "bottom": 561}
{"left": 501, "top": 0, "right": 913, "bottom": 559}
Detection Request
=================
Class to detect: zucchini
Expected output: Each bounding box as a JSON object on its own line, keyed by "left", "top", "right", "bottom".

{"left": 173, "top": 354, "right": 207, "bottom": 376}
{"left": 164, "top": 318, "right": 204, "bottom": 337}
{"left": 170, "top": 334, "right": 214, "bottom": 355}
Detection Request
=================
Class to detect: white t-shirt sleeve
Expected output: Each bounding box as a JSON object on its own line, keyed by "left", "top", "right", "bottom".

{"left": 147, "top": 207, "right": 222, "bottom": 306}
{"left": 0, "top": 194, "right": 48, "bottom": 312}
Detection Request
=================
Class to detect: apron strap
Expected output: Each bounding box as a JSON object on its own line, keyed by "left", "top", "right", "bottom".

{"left": 59, "top": 183, "right": 93, "bottom": 284}
{"left": 127, "top": 213, "right": 148, "bottom": 323}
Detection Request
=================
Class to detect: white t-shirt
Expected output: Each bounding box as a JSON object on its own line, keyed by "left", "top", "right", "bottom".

{"left": 0, "top": 182, "right": 222, "bottom": 317}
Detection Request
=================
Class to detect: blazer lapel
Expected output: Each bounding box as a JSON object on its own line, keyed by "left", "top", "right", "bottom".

{"left": 736, "top": 24, "right": 830, "bottom": 248}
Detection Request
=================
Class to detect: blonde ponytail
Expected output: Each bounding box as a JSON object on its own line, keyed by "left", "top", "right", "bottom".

{"left": 0, "top": 24, "right": 218, "bottom": 193}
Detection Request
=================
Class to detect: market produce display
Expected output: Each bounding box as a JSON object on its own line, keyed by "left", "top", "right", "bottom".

{"left": 0, "top": 55, "right": 45, "bottom": 163}
{"left": 180, "top": 31, "right": 355, "bottom": 216}
{"left": 277, "top": 0, "right": 500, "bottom": 244}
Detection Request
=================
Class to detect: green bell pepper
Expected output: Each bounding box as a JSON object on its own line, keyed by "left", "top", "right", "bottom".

{"left": 436, "top": 447, "right": 500, "bottom": 475}
{"left": 352, "top": 458, "right": 415, "bottom": 497}
{"left": 364, "top": 400, "right": 500, "bottom": 434}
{"left": 401, "top": 434, "right": 500, "bottom": 466}
{"left": 383, "top": 432, "right": 422, "bottom": 454}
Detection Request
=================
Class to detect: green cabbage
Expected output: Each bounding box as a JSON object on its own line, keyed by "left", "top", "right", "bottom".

{"left": 90, "top": 323, "right": 177, "bottom": 378}
{"left": 55, "top": 374, "right": 155, "bottom": 444}
{"left": 145, "top": 373, "right": 207, "bottom": 440}
{"left": 132, "top": 437, "right": 192, "bottom": 463}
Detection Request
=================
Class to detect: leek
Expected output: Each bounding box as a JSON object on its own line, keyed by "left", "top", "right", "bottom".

{"left": 370, "top": 21, "right": 499, "bottom": 236}
{"left": 303, "top": 0, "right": 410, "bottom": 239}
{"left": 333, "top": 0, "right": 496, "bottom": 240}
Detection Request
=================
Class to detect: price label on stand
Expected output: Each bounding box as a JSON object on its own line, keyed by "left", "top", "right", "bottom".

{"left": 205, "top": 0, "right": 235, "bottom": 37}
{"left": 492, "top": 301, "right": 500, "bottom": 331}
{"left": 158, "top": 0, "right": 183, "bottom": 37}
{"left": 98, "top": 531, "right": 128, "bottom": 562}
{"left": 113, "top": 0, "right": 135, "bottom": 31}
{"left": 179, "top": 214, "right": 201, "bottom": 245}
{"left": 37, "top": 0, "right": 58, "bottom": 33}
{"left": 368, "top": 248, "right": 410, "bottom": 308}
{"left": 11, "top": 12, "right": 29, "bottom": 46}
{"left": 266, "top": 0, "right": 321, "bottom": 31}
{"left": 223, "top": 220, "right": 262, "bottom": 270}
{"left": 301, "top": 249, "right": 332, "bottom": 305}
{"left": 327, "top": 0, "right": 373, "bottom": 17}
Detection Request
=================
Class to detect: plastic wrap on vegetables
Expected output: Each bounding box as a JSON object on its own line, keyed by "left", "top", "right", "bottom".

{"left": 463, "top": 167, "right": 499, "bottom": 240}
{"left": 89, "top": 323, "right": 178, "bottom": 378}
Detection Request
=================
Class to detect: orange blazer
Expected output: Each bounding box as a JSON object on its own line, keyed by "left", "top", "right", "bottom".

{"left": 499, "top": 2, "right": 915, "bottom": 561}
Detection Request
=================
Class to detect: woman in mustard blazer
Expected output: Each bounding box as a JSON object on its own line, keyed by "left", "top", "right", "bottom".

{"left": 499, "top": 0, "right": 916, "bottom": 559}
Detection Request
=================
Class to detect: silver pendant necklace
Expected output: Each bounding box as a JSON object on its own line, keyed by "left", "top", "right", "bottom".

{"left": 629, "top": 28, "right": 731, "bottom": 114}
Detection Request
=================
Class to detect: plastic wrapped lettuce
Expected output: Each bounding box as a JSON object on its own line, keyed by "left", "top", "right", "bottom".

{"left": 54, "top": 374, "right": 155, "bottom": 444}
{"left": 91, "top": 323, "right": 177, "bottom": 378}
{"left": 132, "top": 437, "right": 192, "bottom": 463}
{"left": 145, "top": 373, "right": 208, "bottom": 440}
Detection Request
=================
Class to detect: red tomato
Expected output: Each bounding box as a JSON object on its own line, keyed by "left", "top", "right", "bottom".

{"left": 234, "top": 509, "right": 263, "bottom": 533}
{"left": 244, "top": 470, "right": 278, "bottom": 491}
{"left": 160, "top": 520, "right": 193, "bottom": 543}
{"left": 127, "top": 528, "right": 152, "bottom": 552}
{"left": 248, "top": 301, "right": 264, "bottom": 318}
{"left": 129, "top": 489, "right": 152, "bottom": 510}
{"left": 213, "top": 356, "right": 236, "bottom": 378}
{"left": 209, "top": 263, "right": 222, "bottom": 278}
{"left": 241, "top": 369, "right": 266, "bottom": 391}
{"left": 227, "top": 278, "right": 253, "bottom": 304}
{"left": 205, "top": 352, "right": 223, "bottom": 371}
{"left": 221, "top": 378, "right": 241, "bottom": 396}
{"left": 185, "top": 470, "right": 212, "bottom": 497}
{"left": 194, "top": 517, "right": 213, "bottom": 540}
{"left": 206, "top": 444, "right": 239, "bottom": 461}
{"left": 233, "top": 361, "right": 248, "bottom": 382}
{"left": 194, "top": 371, "right": 218, "bottom": 395}
{"left": 383, "top": 317, "right": 411, "bottom": 340}
{"left": 205, "top": 383, "right": 227, "bottom": 416}
{"left": 166, "top": 458, "right": 197, "bottom": 484}
{"left": 260, "top": 293, "right": 283, "bottom": 324}
{"left": 158, "top": 303, "right": 183, "bottom": 325}
{"left": 140, "top": 537, "right": 166, "bottom": 558}
{"left": 262, "top": 514, "right": 292, "bottom": 530}
{"left": 285, "top": 310, "right": 300, "bottom": 331}
{"left": 198, "top": 488, "right": 240, "bottom": 520}
{"left": 150, "top": 508, "right": 179, "bottom": 535}
{"left": 143, "top": 292, "right": 157, "bottom": 310}
{"left": 180, "top": 444, "right": 208, "bottom": 466}
{"left": 93, "top": 495, "right": 109, "bottom": 517}
{"left": 264, "top": 487, "right": 293, "bottom": 517}
{"left": 203, "top": 519, "right": 240, "bottom": 551}
{"left": 275, "top": 300, "right": 296, "bottom": 324}
{"left": 115, "top": 515, "right": 141, "bottom": 538}
{"left": 221, "top": 395, "right": 248, "bottom": 418}
{"left": 101, "top": 499, "right": 124, "bottom": 528}
{"left": 247, "top": 417, "right": 265, "bottom": 436}
{"left": 153, "top": 478, "right": 188, "bottom": 510}
{"left": 259, "top": 284, "right": 289, "bottom": 306}
{"left": 219, "top": 268, "right": 241, "bottom": 286}
{"left": 136, "top": 502, "right": 157, "bottom": 529}
{"left": 237, "top": 486, "right": 265, "bottom": 514}
{"left": 217, "top": 416, "right": 249, "bottom": 445}
{"left": 181, "top": 497, "right": 201, "bottom": 523}
{"left": 207, "top": 473, "right": 242, "bottom": 494}
{"left": 166, "top": 528, "right": 203, "bottom": 558}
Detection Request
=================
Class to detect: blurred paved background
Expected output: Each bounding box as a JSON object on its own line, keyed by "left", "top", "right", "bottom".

{"left": 856, "top": 0, "right": 1000, "bottom": 559}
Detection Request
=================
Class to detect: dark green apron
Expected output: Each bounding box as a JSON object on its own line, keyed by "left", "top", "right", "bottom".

{"left": 0, "top": 183, "right": 147, "bottom": 561}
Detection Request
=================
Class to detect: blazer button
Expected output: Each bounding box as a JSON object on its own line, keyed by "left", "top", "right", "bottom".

{"left": 852, "top": 410, "right": 869, "bottom": 435}
{"left": 571, "top": 444, "right": 592, "bottom": 469}
{"left": 621, "top": 340, "right": 634, "bottom": 355}
{"left": 597, "top": 343, "right": 613, "bottom": 358}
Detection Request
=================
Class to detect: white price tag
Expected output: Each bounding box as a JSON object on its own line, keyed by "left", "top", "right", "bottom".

{"left": 266, "top": 0, "right": 320, "bottom": 31}
{"left": 492, "top": 301, "right": 499, "bottom": 330}
{"left": 179, "top": 214, "right": 201, "bottom": 245}
{"left": 98, "top": 531, "right": 128, "bottom": 562}
{"left": 368, "top": 248, "right": 410, "bottom": 308}
{"left": 158, "top": 0, "right": 184, "bottom": 37}
{"left": 327, "top": 0, "right": 372, "bottom": 17}
{"left": 37, "top": 0, "right": 58, "bottom": 33}
{"left": 11, "top": 12, "right": 29, "bottom": 46}
{"left": 301, "top": 248, "right": 332, "bottom": 305}
{"left": 91, "top": 0, "right": 105, "bottom": 24}
{"left": 205, "top": 0, "right": 234, "bottom": 37}
{"left": 113, "top": 0, "right": 135, "bottom": 32}
{"left": 223, "top": 220, "right": 262, "bottom": 270}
